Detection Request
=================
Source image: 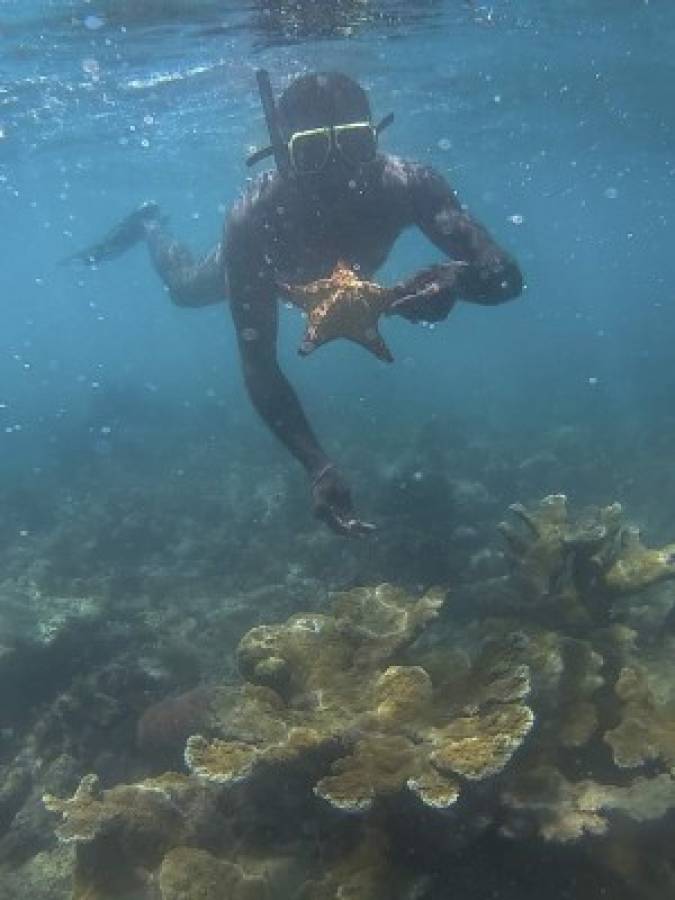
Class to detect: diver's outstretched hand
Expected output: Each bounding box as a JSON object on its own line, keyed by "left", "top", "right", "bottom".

{"left": 389, "top": 261, "right": 468, "bottom": 323}
{"left": 60, "top": 201, "right": 161, "bottom": 265}
{"left": 311, "top": 464, "right": 376, "bottom": 537}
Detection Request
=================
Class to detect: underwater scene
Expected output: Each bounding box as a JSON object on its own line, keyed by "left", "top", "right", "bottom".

{"left": 2, "top": 1, "right": 675, "bottom": 897}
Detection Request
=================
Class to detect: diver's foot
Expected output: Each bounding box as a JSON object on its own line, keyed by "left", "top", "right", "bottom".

{"left": 62, "top": 201, "right": 161, "bottom": 265}
{"left": 134, "top": 201, "right": 161, "bottom": 229}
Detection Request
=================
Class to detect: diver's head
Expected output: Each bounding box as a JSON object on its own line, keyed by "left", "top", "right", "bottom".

{"left": 278, "top": 72, "right": 378, "bottom": 182}
{"left": 247, "top": 70, "right": 393, "bottom": 184}
{"left": 278, "top": 72, "right": 371, "bottom": 135}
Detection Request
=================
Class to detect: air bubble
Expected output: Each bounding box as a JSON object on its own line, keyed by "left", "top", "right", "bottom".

{"left": 84, "top": 14, "right": 106, "bottom": 30}
{"left": 82, "top": 58, "right": 100, "bottom": 79}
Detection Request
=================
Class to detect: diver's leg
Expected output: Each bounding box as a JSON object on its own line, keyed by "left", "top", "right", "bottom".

{"left": 62, "top": 202, "right": 161, "bottom": 265}
{"left": 144, "top": 221, "right": 225, "bottom": 307}
{"left": 144, "top": 218, "right": 196, "bottom": 283}
{"left": 64, "top": 204, "right": 225, "bottom": 306}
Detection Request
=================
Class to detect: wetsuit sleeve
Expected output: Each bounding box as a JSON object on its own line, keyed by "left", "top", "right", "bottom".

{"left": 145, "top": 223, "right": 226, "bottom": 307}
{"left": 224, "top": 207, "right": 330, "bottom": 479}
{"left": 406, "top": 162, "right": 523, "bottom": 304}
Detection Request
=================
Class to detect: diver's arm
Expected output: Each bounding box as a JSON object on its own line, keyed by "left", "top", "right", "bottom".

{"left": 404, "top": 162, "right": 523, "bottom": 304}
{"left": 224, "top": 187, "right": 328, "bottom": 475}
{"left": 144, "top": 221, "right": 225, "bottom": 308}
{"left": 230, "top": 283, "right": 329, "bottom": 475}
{"left": 226, "top": 226, "right": 372, "bottom": 534}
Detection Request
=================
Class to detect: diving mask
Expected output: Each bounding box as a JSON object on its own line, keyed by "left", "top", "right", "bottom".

{"left": 288, "top": 121, "right": 378, "bottom": 175}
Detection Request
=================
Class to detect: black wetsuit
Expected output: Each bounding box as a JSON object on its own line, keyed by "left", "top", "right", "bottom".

{"left": 145, "top": 153, "right": 523, "bottom": 531}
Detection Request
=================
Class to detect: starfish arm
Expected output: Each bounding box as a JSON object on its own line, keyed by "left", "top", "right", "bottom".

{"left": 352, "top": 327, "right": 394, "bottom": 363}
{"left": 297, "top": 322, "right": 327, "bottom": 356}
{"left": 338, "top": 305, "right": 394, "bottom": 362}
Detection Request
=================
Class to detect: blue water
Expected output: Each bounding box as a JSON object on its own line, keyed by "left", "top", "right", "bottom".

{"left": 3, "top": 3, "right": 675, "bottom": 896}
{"left": 2, "top": 0, "right": 674, "bottom": 479}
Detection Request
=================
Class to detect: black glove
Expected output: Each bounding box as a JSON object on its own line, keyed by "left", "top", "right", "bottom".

{"left": 311, "top": 464, "right": 376, "bottom": 536}
{"left": 388, "top": 261, "right": 467, "bottom": 323}
{"left": 61, "top": 202, "right": 161, "bottom": 265}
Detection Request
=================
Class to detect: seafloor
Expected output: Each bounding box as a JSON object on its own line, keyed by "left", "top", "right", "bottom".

{"left": 2, "top": 407, "right": 675, "bottom": 899}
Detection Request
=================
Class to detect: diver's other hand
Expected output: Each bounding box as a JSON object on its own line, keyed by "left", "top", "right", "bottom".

{"left": 389, "top": 261, "right": 467, "bottom": 323}
{"left": 61, "top": 201, "right": 162, "bottom": 265}
{"left": 311, "top": 464, "right": 376, "bottom": 537}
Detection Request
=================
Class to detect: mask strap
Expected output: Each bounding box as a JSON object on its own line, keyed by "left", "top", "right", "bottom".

{"left": 246, "top": 145, "right": 275, "bottom": 167}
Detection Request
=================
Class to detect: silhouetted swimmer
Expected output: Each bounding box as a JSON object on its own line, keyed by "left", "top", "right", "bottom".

{"left": 67, "top": 70, "right": 523, "bottom": 535}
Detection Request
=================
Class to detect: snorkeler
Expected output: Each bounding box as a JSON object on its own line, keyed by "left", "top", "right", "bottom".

{"left": 69, "top": 70, "right": 523, "bottom": 535}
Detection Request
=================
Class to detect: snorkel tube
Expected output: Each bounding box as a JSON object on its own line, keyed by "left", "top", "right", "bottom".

{"left": 246, "top": 69, "right": 290, "bottom": 177}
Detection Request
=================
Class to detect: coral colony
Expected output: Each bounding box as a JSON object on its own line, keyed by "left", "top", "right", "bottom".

{"left": 31, "top": 497, "right": 675, "bottom": 898}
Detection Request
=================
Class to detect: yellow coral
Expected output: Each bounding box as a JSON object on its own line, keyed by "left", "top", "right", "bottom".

{"left": 159, "top": 847, "right": 277, "bottom": 900}
{"left": 604, "top": 665, "right": 675, "bottom": 769}
{"left": 499, "top": 495, "right": 675, "bottom": 621}
{"left": 504, "top": 766, "right": 675, "bottom": 843}
{"left": 315, "top": 735, "right": 418, "bottom": 812}
{"left": 604, "top": 529, "right": 675, "bottom": 594}
{"left": 187, "top": 585, "right": 533, "bottom": 814}
{"left": 44, "top": 773, "right": 209, "bottom": 900}
{"left": 430, "top": 705, "right": 534, "bottom": 780}
{"left": 373, "top": 665, "right": 433, "bottom": 725}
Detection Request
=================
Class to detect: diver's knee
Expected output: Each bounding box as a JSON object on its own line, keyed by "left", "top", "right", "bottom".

{"left": 495, "top": 264, "right": 524, "bottom": 303}
{"left": 169, "top": 288, "right": 192, "bottom": 307}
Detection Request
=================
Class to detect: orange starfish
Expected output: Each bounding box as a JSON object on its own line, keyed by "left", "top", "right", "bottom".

{"left": 279, "top": 261, "right": 396, "bottom": 362}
